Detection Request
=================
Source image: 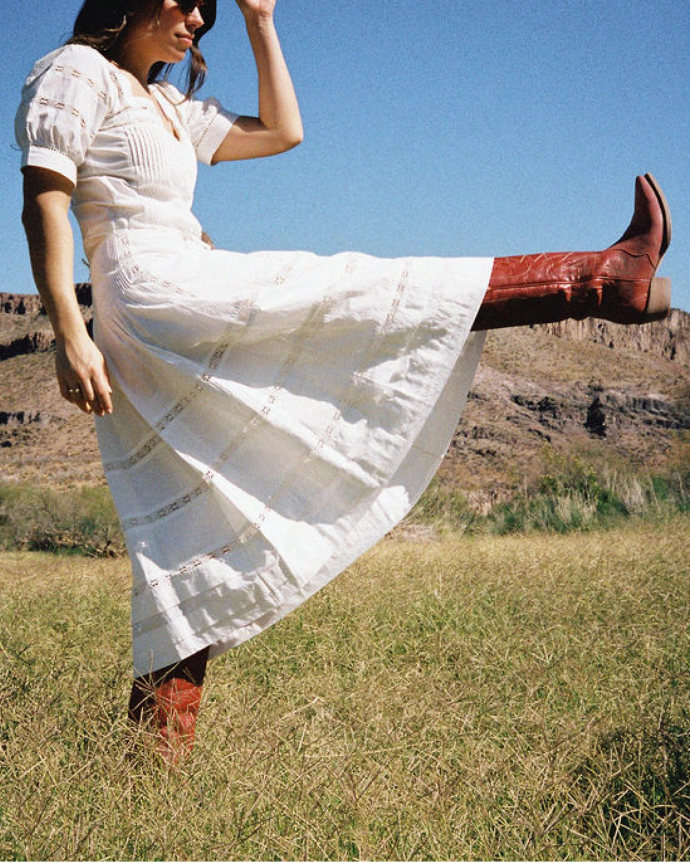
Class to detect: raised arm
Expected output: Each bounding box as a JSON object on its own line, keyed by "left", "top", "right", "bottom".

{"left": 21, "top": 167, "right": 112, "bottom": 417}
{"left": 211, "top": 0, "right": 303, "bottom": 162}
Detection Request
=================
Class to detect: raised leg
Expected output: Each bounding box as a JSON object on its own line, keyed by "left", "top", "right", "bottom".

{"left": 472, "top": 174, "right": 672, "bottom": 331}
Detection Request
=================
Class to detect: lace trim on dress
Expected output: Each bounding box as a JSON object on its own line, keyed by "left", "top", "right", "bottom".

{"left": 129, "top": 257, "right": 434, "bottom": 603}
{"left": 103, "top": 234, "right": 266, "bottom": 474}
{"left": 51, "top": 61, "right": 114, "bottom": 105}
{"left": 191, "top": 107, "right": 223, "bottom": 154}
{"left": 35, "top": 96, "right": 89, "bottom": 130}
{"left": 123, "top": 257, "right": 358, "bottom": 533}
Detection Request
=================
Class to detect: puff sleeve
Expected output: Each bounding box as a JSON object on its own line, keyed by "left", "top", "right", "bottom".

{"left": 158, "top": 83, "right": 238, "bottom": 165}
{"left": 185, "top": 95, "right": 238, "bottom": 164}
{"left": 15, "top": 44, "right": 116, "bottom": 186}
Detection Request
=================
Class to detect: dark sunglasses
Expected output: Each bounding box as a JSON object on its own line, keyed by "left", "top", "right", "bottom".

{"left": 175, "top": 0, "right": 207, "bottom": 16}
{"left": 174, "top": 0, "right": 216, "bottom": 39}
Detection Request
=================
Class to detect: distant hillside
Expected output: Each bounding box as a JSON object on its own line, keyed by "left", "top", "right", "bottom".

{"left": 1, "top": 289, "right": 689, "bottom": 499}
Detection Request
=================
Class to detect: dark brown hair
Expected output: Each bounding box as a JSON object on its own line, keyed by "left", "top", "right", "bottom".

{"left": 68, "top": 0, "right": 216, "bottom": 98}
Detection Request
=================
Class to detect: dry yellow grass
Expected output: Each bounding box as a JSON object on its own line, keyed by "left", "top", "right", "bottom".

{"left": 0, "top": 518, "right": 688, "bottom": 859}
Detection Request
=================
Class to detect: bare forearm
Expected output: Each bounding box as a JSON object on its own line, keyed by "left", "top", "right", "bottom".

{"left": 244, "top": 12, "right": 303, "bottom": 148}
{"left": 22, "top": 199, "right": 87, "bottom": 344}
{"left": 21, "top": 168, "right": 112, "bottom": 416}
{"left": 212, "top": 2, "right": 303, "bottom": 162}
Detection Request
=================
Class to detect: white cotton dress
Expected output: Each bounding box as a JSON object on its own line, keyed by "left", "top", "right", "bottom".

{"left": 16, "top": 44, "right": 491, "bottom": 676}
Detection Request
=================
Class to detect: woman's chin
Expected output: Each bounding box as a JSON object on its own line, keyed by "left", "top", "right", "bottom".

{"left": 157, "top": 46, "right": 188, "bottom": 65}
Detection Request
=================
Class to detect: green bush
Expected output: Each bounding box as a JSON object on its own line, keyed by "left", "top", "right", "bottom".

{"left": 0, "top": 483, "right": 124, "bottom": 557}
{"left": 410, "top": 460, "right": 690, "bottom": 537}
{"left": 407, "top": 477, "right": 477, "bottom": 533}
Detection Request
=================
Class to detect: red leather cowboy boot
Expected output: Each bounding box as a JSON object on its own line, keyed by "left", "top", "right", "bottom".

{"left": 128, "top": 647, "right": 209, "bottom": 764}
{"left": 153, "top": 677, "right": 203, "bottom": 763}
{"left": 472, "top": 173, "right": 672, "bottom": 331}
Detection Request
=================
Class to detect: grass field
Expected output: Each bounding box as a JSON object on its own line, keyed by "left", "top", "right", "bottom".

{"left": 0, "top": 517, "right": 689, "bottom": 860}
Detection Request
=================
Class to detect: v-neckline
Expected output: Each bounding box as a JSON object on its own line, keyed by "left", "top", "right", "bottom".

{"left": 110, "top": 63, "right": 181, "bottom": 142}
{"left": 147, "top": 86, "right": 181, "bottom": 142}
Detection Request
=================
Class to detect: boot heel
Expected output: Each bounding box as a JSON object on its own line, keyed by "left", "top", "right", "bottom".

{"left": 645, "top": 277, "right": 671, "bottom": 320}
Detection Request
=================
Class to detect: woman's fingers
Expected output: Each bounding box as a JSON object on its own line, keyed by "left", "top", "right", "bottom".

{"left": 62, "top": 378, "right": 111, "bottom": 416}
{"left": 83, "top": 365, "right": 113, "bottom": 416}
{"left": 234, "top": 0, "right": 276, "bottom": 20}
{"left": 56, "top": 339, "right": 113, "bottom": 417}
{"left": 60, "top": 382, "right": 89, "bottom": 414}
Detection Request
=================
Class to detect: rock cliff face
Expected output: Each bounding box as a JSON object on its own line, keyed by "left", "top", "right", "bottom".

{"left": 1, "top": 287, "right": 689, "bottom": 490}
{"left": 0, "top": 331, "right": 57, "bottom": 361}
{"left": 542, "top": 309, "right": 690, "bottom": 364}
{"left": 0, "top": 293, "right": 44, "bottom": 316}
{"left": 0, "top": 286, "right": 93, "bottom": 360}
{"left": 0, "top": 285, "right": 92, "bottom": 317}
{"left": 437, "top": 309, "right": 690, "bottom": 502}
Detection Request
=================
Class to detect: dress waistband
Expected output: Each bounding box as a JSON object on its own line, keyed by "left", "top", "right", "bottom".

{"left": 84, "top": 223, "right": 206, "bottom": 262}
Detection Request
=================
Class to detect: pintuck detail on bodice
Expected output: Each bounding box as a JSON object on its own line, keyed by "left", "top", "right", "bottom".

{"left": 15, "top": 43, "right": 238, "bottom": 255}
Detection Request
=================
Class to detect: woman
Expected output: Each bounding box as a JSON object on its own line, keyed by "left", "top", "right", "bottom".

{"left": 16, "top": 0, "right": 671, "bottom": 761}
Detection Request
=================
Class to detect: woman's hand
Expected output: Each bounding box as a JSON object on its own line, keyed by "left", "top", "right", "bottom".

{"left": 56, "top": 333, "right": 113, "bottom": 417}
{"left": 234, "top": 0, "right": 276, "bottom": 22}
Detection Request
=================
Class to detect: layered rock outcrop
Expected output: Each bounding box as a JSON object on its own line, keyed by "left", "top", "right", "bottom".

{"left": 0, "top": 285, "right": 93, "bottom": 360}
{"left": 543, "top": 309, "right": 690, "bottom": 364}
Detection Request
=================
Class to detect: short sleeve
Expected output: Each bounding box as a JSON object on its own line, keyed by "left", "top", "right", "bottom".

{"left": 158, "top": 84, "right": 238, "bottom": 165}
{"left": 15, "top": 44, "right": 116, "bottom": 185}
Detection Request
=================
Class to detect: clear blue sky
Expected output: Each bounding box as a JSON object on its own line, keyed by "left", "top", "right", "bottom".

{"left": 3, "top": 0, "right": 688, "bottom": 311}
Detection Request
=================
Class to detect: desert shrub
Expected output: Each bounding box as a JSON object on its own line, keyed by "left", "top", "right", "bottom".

{"left": 526, "top": 470, "right": 624, "bottom": 532}
{"left": 668, "top": 468, "right": 690, "bottom": 512}
{"left": 489, "top": 490, "right": 598, "bottom": 534}
{"left": 0, "top": 483, "right": 124, "bottom": 556}
{"left": 409, "top": 458, "right": 690, "bottom": 538}
{"left": 406, "top": 477, "right": 477, "bottom": 533}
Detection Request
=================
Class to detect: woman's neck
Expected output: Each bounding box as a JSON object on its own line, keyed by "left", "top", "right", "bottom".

{"left": 109, "top": 43, "right": 155, "bottom": 89}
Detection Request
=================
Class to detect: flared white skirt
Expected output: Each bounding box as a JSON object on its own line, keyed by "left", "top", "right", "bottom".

{"left": 91, "top": 228, "right": 491, "bottom": 676}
